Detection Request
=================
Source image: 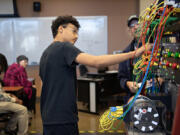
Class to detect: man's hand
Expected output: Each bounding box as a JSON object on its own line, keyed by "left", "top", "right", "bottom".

{"left": 12, "top": 96, "right": 23, "bottom": 105}
{"left": 135, "top": 43, "right": 152, "bottom": 57}
{"left": 126, "top": 81, "right": 139, "bottom": 93}
{"left": 15, "top": 98, "right": 23, "bottom": 105}
{"left": 149, "top": 77, "right": 164, "bottom": 86}
{"left": 10, "top": 94, "right": 16, "bottom": 98}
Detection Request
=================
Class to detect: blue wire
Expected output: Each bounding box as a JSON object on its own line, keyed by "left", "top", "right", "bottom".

{"left": 117, "top": 6, "right": 167, "bottom": 119}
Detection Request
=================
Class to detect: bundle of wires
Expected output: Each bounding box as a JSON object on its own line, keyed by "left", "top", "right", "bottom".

{"left": 99, "top": 106, "right": 123, "bottom": 130}
{"left": 99, "top": 0, "right": 176, "bottom": 131}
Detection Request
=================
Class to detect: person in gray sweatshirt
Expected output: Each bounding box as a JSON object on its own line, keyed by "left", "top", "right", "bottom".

{"left": 0, "top": 80, "right": 28, "bottom": 135}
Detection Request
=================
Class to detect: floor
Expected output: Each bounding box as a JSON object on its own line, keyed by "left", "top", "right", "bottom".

{"left": 28, "top": 101, "right": 126, "bottom": 135}
{"left": 0, "top": 100, "right": 168, "bottom": 135}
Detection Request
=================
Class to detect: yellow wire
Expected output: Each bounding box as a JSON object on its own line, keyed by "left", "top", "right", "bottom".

{"left": 147, "top": 23, "right": 158, "bottom": 43}
{"left": 99, "top": 109, "right": 114, "bottom": 131}
{"left": 99, "top": 0, "right": 176, "bottom": 132}
{"left": 99, "top": 107, "right": 123, "bottom": 131}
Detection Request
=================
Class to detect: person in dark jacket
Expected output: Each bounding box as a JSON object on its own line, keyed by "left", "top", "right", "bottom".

{"left": 118, "top": 15, "right": 163, "bottom": 97}
{"left": 118, "top": 15, "right": 140, "bottom": 95}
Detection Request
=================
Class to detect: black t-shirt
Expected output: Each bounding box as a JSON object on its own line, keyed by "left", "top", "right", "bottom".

{"left": 39, "top": 41, "right": 82, "bottom": 125}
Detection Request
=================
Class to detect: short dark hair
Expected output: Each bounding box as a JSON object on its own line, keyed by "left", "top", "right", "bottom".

{"left": 0, "top": 53, "right": 8, "bottom": 74}
{"left": 51, "top": 15, "right": 80, "bottom": 38}
{"left": 16, "top": 55, "right": 28, "bottom": 64}
{"left": 0, "top": 78, "right": 4, "bottom": 86}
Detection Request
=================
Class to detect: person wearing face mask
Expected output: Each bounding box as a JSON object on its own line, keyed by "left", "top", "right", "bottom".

{"left": 118, "top": 15, "right": 141, "bottom": 95}
{"left": 118, "top": 15, "right": 164, "bottom": 97}
{"left": 3, "top": 55, "right": 36, "bottom": 113}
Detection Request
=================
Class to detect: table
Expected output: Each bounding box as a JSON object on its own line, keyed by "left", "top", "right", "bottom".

{"left": 77, "top": 73, "right": 124, "bottom": 114}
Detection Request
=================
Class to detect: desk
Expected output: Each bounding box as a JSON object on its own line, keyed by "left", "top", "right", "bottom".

{"left": 77, "top": 73, "right": 124, "bottom": 114}
{"left": 3, "top": 86, "right": 24, "bottom": 101}
{"left": 3, "top": 86, "right": 23, "bottom": 92}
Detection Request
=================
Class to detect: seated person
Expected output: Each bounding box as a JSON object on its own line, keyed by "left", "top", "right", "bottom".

{"left": 0, "top": 79, "right": 28, "bottom": 135}
{"left": 3, "top": 55, "right": 36, "bottom": 113}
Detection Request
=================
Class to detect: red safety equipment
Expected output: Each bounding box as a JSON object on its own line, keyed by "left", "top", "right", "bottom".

{"left": 172, "top": 86, "right": 180, "bottom": 135}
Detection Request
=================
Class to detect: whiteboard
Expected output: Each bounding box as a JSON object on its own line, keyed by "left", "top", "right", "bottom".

{"left": 0, "top": 19, "right": 14, "bottom": 64}
{"left": 75, "top": 16, "right": 107, "bottom": 56}
{"left": 0, "top": 16, "right": 107, "bottom": 65}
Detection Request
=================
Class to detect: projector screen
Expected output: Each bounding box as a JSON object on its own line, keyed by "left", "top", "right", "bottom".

{"left": 0, "top": 0, "right": 18, "bottom": 17}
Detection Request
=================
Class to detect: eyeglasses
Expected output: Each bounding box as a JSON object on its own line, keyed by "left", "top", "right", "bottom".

{"left": 63, "top": 25, "right": 79, "bottom": 35}
{"left": 129, "top": 21, "right": 139, "bottom": 28}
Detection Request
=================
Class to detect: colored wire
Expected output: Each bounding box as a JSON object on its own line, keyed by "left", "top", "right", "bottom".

{"left": 99, "top": 4, "right": 176, "bottom": 131}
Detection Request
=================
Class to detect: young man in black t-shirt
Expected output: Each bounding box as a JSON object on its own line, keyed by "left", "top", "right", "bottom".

{"left": 39, "top": 15, "right": 151, "bottom": 135}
